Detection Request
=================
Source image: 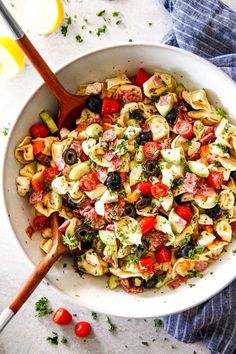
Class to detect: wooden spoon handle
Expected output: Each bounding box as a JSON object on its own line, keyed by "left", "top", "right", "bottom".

{"left": 0, "top": 0, "right": 69, "bottom": 102}
{"left": 8, "top": 248, "right": 62, "bottom": 314}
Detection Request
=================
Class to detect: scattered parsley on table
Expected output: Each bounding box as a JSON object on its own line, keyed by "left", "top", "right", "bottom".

{"left": 154, "top": 318, "right": 163, "bottom": 327}
{"left": 106, "top": 317, "right": 116, "bottom": 332}
{"left": 35, "top": 297, "right": 52, "bottom": 317}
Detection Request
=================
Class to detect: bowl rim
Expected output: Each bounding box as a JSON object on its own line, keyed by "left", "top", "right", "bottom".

{"left": 2, "top": 42, "right": 236, "bottom": 318}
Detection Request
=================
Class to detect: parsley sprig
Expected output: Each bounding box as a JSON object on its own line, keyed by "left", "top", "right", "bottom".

{"left": 35, "top": 297, "right": 52, "bottom": 317}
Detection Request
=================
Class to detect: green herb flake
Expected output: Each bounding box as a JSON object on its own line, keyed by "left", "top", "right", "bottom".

{"left": 35, "top": 297, "right": 52, "bottom": 317}
{"left": 187, "top": 270, "right": 204, "bottom": 279}
{"left": 154, "top": 318, "right": 163, "bottom": 327}
{"left": 216, "top": 108, "right": 228, "bottom": 119}
{"left": 61, "top": 336, "right": 68, "bottom": 344}
{"left": 2, "top": 127, "right": 9, "bottom": 136}
{"left": 224, "top": 122, "right": 230, "bottom": 133}
{"left": 216, "top": 143, "right": 229, "bottom": 154}
{"left": 193, "top": 351, "right": 197, "bottom": 354}
{"left": 61, "top": 25, "right": 68, "bottom": 36}
{"left": 47, "top": 332, "right": 58, "bottom": 345}
{"left": 128, "top": 39, "right": 133, "bottom": 42}
{"left": 188, "top": 283, "right": 196, "bottom": 288}
{"left": 106, "top": 316, "right": 116, "bottom": 332}
{"left": 66, "top": 15, "right": 72, "bottom": 25}
{"left": 232, "top": 249, "right": 236, "bottom": 254}
{"left": 96, "top": 25, "right": 107, "bottom": 36}
{"left": 84, "top": 18, "right": 89, "bottom": 23}
{"left": 116, "top": 20, "right": 122, "bottom": 25}
{"left": 97, "top": 9, "right": 106, "bottom": 17}
{"left": 112, "top": 11, "right": 120, "bottom": 17}
{"left": 91, "top": 311, "right": 97, "bottom": 320}
{"left": 142, "top": 341, "right": 149, "bottom": 346}
{"left": 75, "top": 34, "right": 83, "bottom": 43}
{"left": 148, "top": 22, "right": 153, "bottom": 26}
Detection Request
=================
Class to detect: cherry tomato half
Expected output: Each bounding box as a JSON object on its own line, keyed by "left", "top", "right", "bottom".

{"left": 79, "top": 173, "right": 98, "bottom": 192}
{"left": 175, "top": 205, "right": 193, "bottom": 224}
{"left": 155, "top": 246, "right": 171, "bottom": 263}
{"left": 138, "top": 216, "right": 155, "bottom": 235}
{"left": 151, "top": 182, "right": 169, "bottom": 198}
{"left": 175, "top": 120, "right": 193, "bottom": 139}
{"left": 135, "top": 181, "right": 152, "bottom": 195}
{"left": 101, "top": 98, "right": 120, "bottom": 115}
{"left": 53, "top": 307, "right": 72, "bottom": 325}
{"left": 143, "top": 142, "right": 161, "bottom": 160}
{"left": 74, "top": 321, "right": 91, "bottom": 337}
{"left": 139, "top": 256, "right": 154, "bottom": 274}
{"left": 33, "top": 215, "right": 49, "bottom": 231}
{"left": 207, "top": 170, "right": 223, "bottom": 190}
{"left": 30, "top": 124, "right": 49, "bottom": 138}
{"left": 42, "top": 167, "right": 59, "bottom": 183}
{"left": 135, "top": 68, "right": 150, "bottom": 87}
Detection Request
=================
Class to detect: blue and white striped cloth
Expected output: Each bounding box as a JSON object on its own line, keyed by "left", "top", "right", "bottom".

{"left": 159, "top": 1, "right": 236, "bottom": 353}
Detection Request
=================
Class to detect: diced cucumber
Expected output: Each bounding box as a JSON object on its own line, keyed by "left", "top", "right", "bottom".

{"left": 69, "top": 161, "right": 91, "bottom": 180}
{"left": 161, "top": 192, "right": 174, "bottom": 212}
{"left": 169, "top": 209, "right": 186, "bottom": 234}
{"left": 85, "top": 124, "right": 103, "bottom": 139}
{"left": 155, "top": 93, "right": 175, "bottom": 117}
{"left": 129, "top": 164, "right": 145, "bottom": 186}
{"left": 49, "top": 191, "right": 62, "bottom": 211}
{"left": 99, "top": 230, "right": 116, "bottom": 246}
{"left": 161, "top": 147, "right": 185, "bottom": 165}
{"left": 127, "top": 119, "right": 141, "bottom": 128}
{"left": 188, "top": 161, "right": 209, "bottom": 177}
{"left": 175, "top": 83, "right": 186, "bottom": 95}
{"left": 40, "top": 111, "right": 58, "bottom": 133}
{"left": 107, "top": 275, "right": 119, "bottom": 289}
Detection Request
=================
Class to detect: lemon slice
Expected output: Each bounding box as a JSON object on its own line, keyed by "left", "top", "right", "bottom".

{"left": 0, "top": 37, "right": 25, "bottom": 79}
{"left": 26, "top": 0, "right": 64, "bottom": 35}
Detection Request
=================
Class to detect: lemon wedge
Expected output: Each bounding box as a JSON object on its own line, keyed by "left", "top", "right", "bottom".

{"left": 26, "top": 0, "right": 64, "bottom": 35}
{"left": 0, "top": 37, "right": 25, "bottom": 79}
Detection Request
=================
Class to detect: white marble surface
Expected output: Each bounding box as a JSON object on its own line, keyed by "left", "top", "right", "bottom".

{"left": 0, "top": 0, "right": 235, "bottom": 353}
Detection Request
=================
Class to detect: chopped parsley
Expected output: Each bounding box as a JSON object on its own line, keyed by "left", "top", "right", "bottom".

{"left": 62, "top": 234, "right": 78, "bottom": 250}
{"left": 35, "top": 297, "right": 52, "bottom": 317}
{"left": 129, "top": 39, "right": 133, "bottom": 42}
{"left": 116, "top": 20, "right": 122, "bottom": 25}
{"left": 97, "top": 9, "right": 106, "bottom": 17}
{"left": 112, "top": 11, "right": 120, "bottom": 17}
{"left": 91, "top": 311, "right": 97, "bottom": 320}
{"left": 96, "top": 25, "right": 107, "bottom": 36}
{"left": 186, "top": 245, "right": 205, "bottom": 259}
{"left": 187, "top": 270, "right": 204, "bottom": 279}
{"left": 84, "top": 18, "right": 89, "bottom": 23}
{"left": 75, "top": 34, "right": 83, "bottom": 43}
{"left": 224, "top": 122, "right": 230, "bottom": 133}
{"left": 142, "top": 341, "right": 149, "bottom": 346}
{"left": 216, "top": 143, "right": 229, "bottom": 154}
{"left": 172, "top": 178, "right": 184, "bottom": 188}
{"left": 2, "top": 127, "right": 9, "bottom": 136}
{"left": 188, "top": 283, "right": 196, "bottom": 288}
{"left": 61, "top": 336, "right": 68, "bottom": 344}
{"left": 130, "top": 109, "right": 143, "bottom": 120}
{"left": 232, "top": 249, "right": 236, "bottom": 254}
{"left": 148, "top": 22, "right": 153, "bottom": 26}
{"left": 106, "top": 316, "right": 116, "bottom": 332}
{"left": 61, "top": 25, "right": 68, "bottom": 36}
{"left": 216, "top": 108, "right": 228, "bottom": 119}
{"left": 151, "top": 95, "right": 159, "bottom": 103}
{"left": 154, "top": 318, "right": 163, "bottom": 327}
{"left": 47, "top": 332, "right": 58, "bottom": 345}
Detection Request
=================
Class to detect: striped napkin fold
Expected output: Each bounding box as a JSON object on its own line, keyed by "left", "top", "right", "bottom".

{"left": 159, "top": 1, "right": 236, "bottom": 353}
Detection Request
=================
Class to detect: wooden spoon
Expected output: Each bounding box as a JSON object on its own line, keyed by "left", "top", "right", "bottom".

{"left": 0, "top": 1, "right": 87, "bottom": 331}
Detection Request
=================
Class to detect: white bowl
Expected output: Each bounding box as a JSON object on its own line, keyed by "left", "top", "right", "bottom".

{"left": 3, "top": 44, "right": 236, "bottom": 318}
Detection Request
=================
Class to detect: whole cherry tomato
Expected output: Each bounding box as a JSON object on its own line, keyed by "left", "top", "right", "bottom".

{"left": 30, "top": 124, "right": 49, "bottom": 138}
{"left": 53, "top": 308, "right": 72, "bottom": 325}
{"left": 74, "top": 321, "right": 91, "bottom": 337}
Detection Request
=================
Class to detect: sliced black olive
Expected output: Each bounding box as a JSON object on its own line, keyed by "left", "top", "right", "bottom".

{"left": 205, "top": 205, "right": 222, "bottom": 219}
{"left": 63, "top": 197, "right": 77, "bottom": 210}
{"left": 183, "top": 102, "right": 193, "bottom": 111}
{"left": 135, "top": 195, "right": 151, "bottom": 210}
{"left": 143, "top": 276, "right": 158, "bottom": 288}
{"left": 75, "top": 224, "right": 91, "bottom": 242}
{"left": 230, "top": 171, "right": 236, "bottom": 181}
{"left": 62, "top": 148, "right": 77, "bottom": 165}
{"left": 123, "top": 203, "right": 136, "bottom": 217}
{"left": 138, "top": 240, "right": 149, "bottom": 257}
{"left": 165, "top": 109, "right": 179, "bottom": 125}
{"left": 137, "top": 131, "right": 152, "bottom": 145}
{"left": 143, "top": 159, "right": 159, "bottom": 176}
{"left": 105, "top": 172, "right": 122, "bottom": 191}
{"left": 181, "top": 244, "right": 195, "bottom": 258}
{"left": 129, "top": 109, "right": 144, "bottom": 120}
{"left": 86, "top": 95, "right": 102, "bottom": 113}
{"left": 174, "top": 195, "right": 187, "bottom": 205}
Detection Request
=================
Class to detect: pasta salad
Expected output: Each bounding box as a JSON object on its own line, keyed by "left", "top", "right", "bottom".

{"left": 15, "top": 68, "right": 236, "bottom": 293}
